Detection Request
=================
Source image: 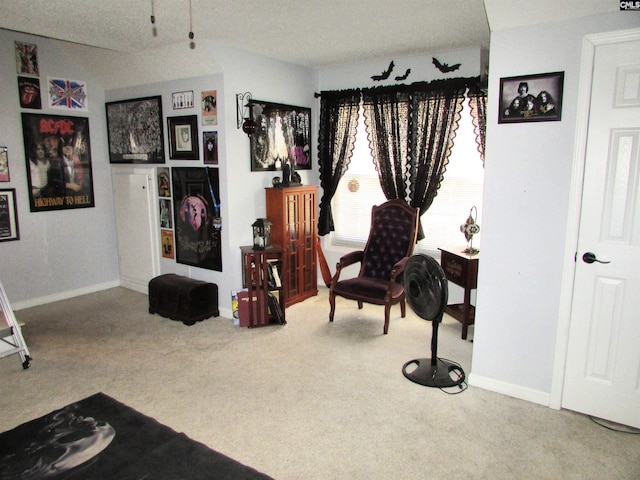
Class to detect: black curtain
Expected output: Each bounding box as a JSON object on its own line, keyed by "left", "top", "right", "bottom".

{"left": 467, "top": 85, "right": 487, "bottom": 165}
{"left": 409, "top": 80, "right": 468, "bottom": 239}
{"left": 361, "top": 88, "right": 410, "bottom": 201}
{"left": 317, "top": 89, "right": 361, "bottom": 236}
{"left": 361, "top": 78, "right": 473, "bottom": 239}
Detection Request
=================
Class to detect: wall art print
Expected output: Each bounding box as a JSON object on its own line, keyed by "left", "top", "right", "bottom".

{"left": 203, "top": 131, "right": 218, "bottom": 165}
{"left": 0, "top": 188, "right": 19, "bottom": 242}
{"left": 18, "top": 76, "right": 42, "bottom": 109}
{"left": 105, "top": 96, "right": 165, "bottom": 164}
{"left": 168, "top": 115, "right": 199, "bottom": 160}
{"left": 201, "top": 90, "right": 217, "bottom": 126}
{"left": 157, "top": 167, "right": 171, "bottom": 197}
{"left": 498, "top": 71, "right": 564, "bottom": 124}
{"left": 0, "top": 147, "right": 9, "bottom": 182}
{"left": 172, "top": 167, "right": 222, "bottom": 271}
{"left": 249, "top": 100, "right": 311, "bottom": 171}
{"left": 48, "top": 78, "right": 88, "bottom": 111}
{"left": 21, "top": 113, "right": 95, "bottom": 212}
{"left": 15, "top": 41, "right": 38, "bottom": 76}
{"left": 161, "top": 229, "right": 174, "bottom": 259}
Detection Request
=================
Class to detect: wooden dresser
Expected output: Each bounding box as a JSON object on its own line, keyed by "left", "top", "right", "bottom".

{"left": 265, "top": 186, "right": 318, "bottom": 307}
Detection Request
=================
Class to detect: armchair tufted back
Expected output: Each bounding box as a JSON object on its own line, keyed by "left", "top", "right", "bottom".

{"left": 360, "top": 200, "right": 419, "bottom": 280}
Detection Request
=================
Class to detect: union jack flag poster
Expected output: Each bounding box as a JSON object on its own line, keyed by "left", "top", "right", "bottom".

{"left": 48, "top": 78, "right": 88, "bottom": 110}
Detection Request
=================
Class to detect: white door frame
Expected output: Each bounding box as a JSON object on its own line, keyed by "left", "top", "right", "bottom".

{"left": 550, "top": 27, "right": 640, "bottom": 409}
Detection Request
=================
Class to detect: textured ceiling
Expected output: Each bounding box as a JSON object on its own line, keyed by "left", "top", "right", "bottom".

{"left": 0, "top": 1, "right": 618, "bottom": 68}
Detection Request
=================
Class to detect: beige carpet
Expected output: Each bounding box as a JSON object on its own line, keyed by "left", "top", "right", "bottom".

{"left": 1, "top": 286, "right": 639, "bottom": 479}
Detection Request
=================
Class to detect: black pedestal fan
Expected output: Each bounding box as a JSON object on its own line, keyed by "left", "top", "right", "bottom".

{"left": 402, "top": 254, "right": 465, "bottom": 389}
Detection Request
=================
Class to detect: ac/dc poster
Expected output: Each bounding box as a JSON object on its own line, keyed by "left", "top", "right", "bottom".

{"left": 21, "top": 113, "right": 95, "bottom": 212}
{"left": 171, "top": 167, "right": 222, "bottom": 271}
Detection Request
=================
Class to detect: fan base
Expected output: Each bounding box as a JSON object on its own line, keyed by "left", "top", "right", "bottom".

{"left": 402, "top": 358, "right": 465, "bottom": 388}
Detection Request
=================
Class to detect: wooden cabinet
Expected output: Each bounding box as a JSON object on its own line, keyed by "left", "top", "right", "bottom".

{"left": 438, "top": 248, "right": 479, "bottom": 340}
{"left": 240, "top": 246, "right": 285, "bottom": 327}
{"left": 265, "top": 186, "right": 318, "bottom": 307}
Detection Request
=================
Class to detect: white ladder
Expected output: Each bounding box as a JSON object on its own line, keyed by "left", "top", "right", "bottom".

{"left": 0, "top": 279, "right": 31, "bottom": 369}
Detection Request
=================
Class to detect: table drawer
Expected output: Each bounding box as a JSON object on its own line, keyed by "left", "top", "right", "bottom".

{"left": 442, "top": 254, "right": 466, "bottom": 285}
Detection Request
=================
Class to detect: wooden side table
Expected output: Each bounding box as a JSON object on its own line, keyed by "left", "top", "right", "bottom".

{"left": 438, "top": 248, "right": 479, "bottom": 340}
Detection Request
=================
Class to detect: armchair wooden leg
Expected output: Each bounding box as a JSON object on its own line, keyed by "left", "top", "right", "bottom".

{"left": 357, "top": 300, "right": 363, "bottom": 310}
{"left": 400, "top": 297, "right": 406, "bottom": 318}
{"left": 329, "top": 291, "right": 335, "bottom": 322}
{"left": 383, "top": 305, "right": 390, "bottom": 334}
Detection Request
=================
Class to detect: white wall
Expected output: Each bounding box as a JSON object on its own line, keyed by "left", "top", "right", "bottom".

{"left": 0, "top": 30, "right": 120, "bottom": 308}
{"left": 470, "top": 12, "right": 640, "bottom": 405}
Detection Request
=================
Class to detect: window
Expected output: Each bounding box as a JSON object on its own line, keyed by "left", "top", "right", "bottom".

{"left": 331, "top": 99, "right": 483, "bottom": 256}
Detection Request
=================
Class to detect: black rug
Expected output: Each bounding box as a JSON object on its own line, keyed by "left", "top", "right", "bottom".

{"left": 0, "top": 392, "right": 274, "bottom": 480}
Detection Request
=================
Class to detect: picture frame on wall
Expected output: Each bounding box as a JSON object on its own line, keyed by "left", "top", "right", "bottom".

{"left": 249, "top": 100, "right": 311, "bottom": 172}
{"left": 172, "top": 90, "right": 194, "bottom": 109}
{"left": 168, "top": 115, "right": 199, "bottom": 160}
{"left": 203, "top": 131, "right": 218, "bottom": 165}
{"left": 105, "top": 95, "right": 165, "bottom": 164}
{"left": 21, "top": 113, "right": 95, "bottom": 212}
{"left": 171, "top": 167, "right": 222, "bottom": 271}
{"left": 498, "top": 71, "right": 564, "bottom": 124}
{"left": 0, "top": 188, "right": 19, "bottom": 242}
{"left": 0, "top": 147, "right": 9, "bottom": 182}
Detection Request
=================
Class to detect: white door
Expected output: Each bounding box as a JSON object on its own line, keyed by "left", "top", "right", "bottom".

{"left": 562, "top": 34, "right": 640, "bottom": 428}
{"left": 112, "top": 170, "right": 158, "bottom": 293}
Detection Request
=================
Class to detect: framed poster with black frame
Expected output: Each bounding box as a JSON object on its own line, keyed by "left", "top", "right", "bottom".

{"left": 249, "top": 100, "right": 311, "bottom": 171}
{"left": 498, "top": 71, "right": 564, "bottom": 124}
{"left": 171, "top": 167, "right": 222, "bottom": 271}
{"left": 0, "top": 188, "right": 19, "bottom": 242}
{"left": 105, "top": 95, "right": 165, "bottom": 164}
{"left": 168, "top": 115, "right": 199, "bottom": 160}
{"left": 21, "top": 113, "right": 95, "bottom": 212}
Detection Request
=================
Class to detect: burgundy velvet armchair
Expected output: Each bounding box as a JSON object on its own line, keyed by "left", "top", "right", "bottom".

{"left": 329, "top": 199, "right": 420, "bottom": 334}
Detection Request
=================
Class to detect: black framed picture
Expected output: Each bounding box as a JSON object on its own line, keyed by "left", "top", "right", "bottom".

{"left": 105, "top": 95, "right": 165, "bottom": 163}
{"left": 498, "top": 71, "right": 564, "bottom": 124}
{"left": 203, "top": 131, "right": 218, "bottom": 165}
{"left": 171, "top": 167, "right": 222, "bottom": 271}
{"left": 168, "top": 115, "right": 199, "bottom": 160}
{"left": 249, "top": 100, "right": 311, "bottom": 171}
{"left": 0, "top": 188, "right": 19, "bottom": 241}
{"left": 21, "top": 113, "right": 95, "bottom": 212}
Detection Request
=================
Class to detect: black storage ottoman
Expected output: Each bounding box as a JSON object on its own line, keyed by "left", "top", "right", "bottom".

{"left": 148, "top": 274, "right": 219, "bottom": 325}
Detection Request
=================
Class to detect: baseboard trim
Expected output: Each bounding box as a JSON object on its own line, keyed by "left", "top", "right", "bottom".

{"left": 468, "top": 373, "right": 551, "bottom": 406}
{"left": 12, "top": 281, "right": 121, "bottom": 311}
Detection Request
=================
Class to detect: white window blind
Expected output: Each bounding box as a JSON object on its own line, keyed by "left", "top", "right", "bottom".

{"left": 331, "top": 99, "right": 483, "bottom": 255}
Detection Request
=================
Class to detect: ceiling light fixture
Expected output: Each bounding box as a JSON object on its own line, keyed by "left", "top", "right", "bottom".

{"left": 150, "top": 0, "right": 157, "bottom": 37}
{"left": 188, "top": 0, "right": 195, "bottom": 49}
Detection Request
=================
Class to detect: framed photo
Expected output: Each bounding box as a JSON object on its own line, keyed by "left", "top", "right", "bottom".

{"left": 203, "top": 131, "right": 218, "bottom": 165}
{"left": 201, "top": 90, "right": 217, "bottom": 126}
{"left": 498, "top": 71, "right": 564, "bottom": 124}
{"left": 15, "top": 41, "right": 39, "bottom": 76}
{"left": 21, "top": 113, "right": 95, "bottom": 212}
{"left": 0, "top": 147, "right": 9, "bottom": 182}
{"left": 105, "top": 95, "right": 165, "bottom": 164}
{"left": 161, "top": 229, "right": 174, "bottom": 259}
{"left": 0, "top": 188, "right": 19, "bottom": 242}
{"left": 171, "top": 167, "right": 222, "bottom": 271}
{"left": 17, "top": 76, "right": 42, "bottom": 109}
{"left": 157, "top": 167, "right": 171, "bottom": 197}
{"left": 168, "top": 115, "right": 199, "bottom": 160}
{"left": 172, "top": 90, "right": 194, "bottom": 109}
{"left": 249, "top": 100, "right": 311, "bottom": 171}
{"left": 159, "top": 198, "right": 173, "bottom": 228}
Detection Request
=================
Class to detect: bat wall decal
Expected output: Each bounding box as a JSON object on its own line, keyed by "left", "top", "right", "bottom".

{"left": 395, "top": 68, "right": 411, "bottom": 81}
{"left": 432, "top": 57, "right": 461, "bottom": 73}
{"left": 371, "top": 61, "right": 394, "bottom": 81}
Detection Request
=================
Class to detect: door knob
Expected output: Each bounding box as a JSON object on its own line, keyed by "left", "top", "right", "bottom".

{"left": 582, "top": 252, "right": 610, "bottom": 264}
